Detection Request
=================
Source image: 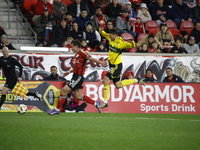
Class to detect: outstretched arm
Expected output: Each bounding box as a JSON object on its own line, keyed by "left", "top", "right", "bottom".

{"left": 88, "top": 56, "right": 107, "bottom": 67}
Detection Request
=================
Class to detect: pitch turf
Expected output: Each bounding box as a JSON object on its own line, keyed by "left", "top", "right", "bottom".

{"left": 0, "top": 112, "right": 200, "bottom": 150}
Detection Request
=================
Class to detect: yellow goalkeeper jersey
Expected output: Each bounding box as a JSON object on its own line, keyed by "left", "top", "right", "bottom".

{"left": 100, "top": 30, "right": 136, "bottom": 65}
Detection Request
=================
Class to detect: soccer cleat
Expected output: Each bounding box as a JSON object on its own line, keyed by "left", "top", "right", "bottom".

{"left": 35, "top": 91, "right": 42, "bottom": 101}
{"left": 98, "top": 103, "right": 108, "bottom": 109}
{"left": 95, "top": 101, "right": 102, "bottom": 113}
{"left": 136, "top": 77, "right": 146, "bottom": 86}
{"left": 48, "top": 109, "right": 60, "bottom": 115}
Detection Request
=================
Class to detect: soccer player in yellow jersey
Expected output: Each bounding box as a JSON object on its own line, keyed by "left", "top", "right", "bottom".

{"left": 98, "top": 28, "right": 146, "bottom": 109}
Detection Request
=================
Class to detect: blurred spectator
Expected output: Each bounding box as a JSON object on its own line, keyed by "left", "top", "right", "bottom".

{"left": 117, "top": 0, "right": 130, "bottom": 7}
{"left": 0, "top": 26, "right": 6, "bottom": 38}
{"left": 137, "top": 43, "right": 148, "bottom": 53}
{"left": 171, "top": 0, "right": 196, "bottom": 29}
{"left": 95, "top": 42, "right": 107, "bottom": 52}
{"left": 92, "top": 6, "right": 109, "bottom": 30}
{"left": 151, "top": 0, "right": 171, "bottom": 25}
{"left": 81, "top": 38, "right": 93, "bottom": 52}
{"left": 156, "top": 23, "right": 175, "bottom": 45}
{"left": 68, "top": 0, "right": 90, "bottom": 18}
{"left": 106, "top": 0, "right": 122, "bottom": 20}
{"left": 183, "top": 0, "right": 197, "bottom": 8}
{"left": 170, "top": 38, "right": 188, "bottom": 53}
{"left": 95, "top": 0, "right": 110, "bottom": 6}
{"left": 126, "top": 70, "right": 134, "bottom": 79}
{"left": 105, "top": 20, "right": 115, "bottom": 33}
{"left": 34, "top": 0, "right": 53, "bottom": 15}
{"left": 76, "top": 9, "right": 92, "bottom": 31}
{"left": 52, "top": 0, "right": 68, "bottom": 21}
{"left": 148, "top": 41, "right": 162, "bottom": 53}
{"left": 143, "top": 69, "right": 158, "bottom": 82}
{"left": 182, "top": 35, "right": 200, "bottom": 53}
{"left": 70, "top": 22, "right": 85, "bottom": 41}
{"left": 137, "top": 3, "right": 152, "bottom": 23}
{"left": 62, "top": 12, "right": 76, "bottom": 31}
{"left": 162, "top": 40, "right": 173, "bottom": 53}
{"left": 0, "top": 34, "right": 16, "bottom": 50}
{"left": 64, "top": 93, "right": 87, "bottom": 113}
{"left": 116, "top": 8, "right": 136, "bottom": 38}
{"left": 180, "top": 30, "right": 188, "bottom": 44}
{"left": 193, "top": 0, "right": 200, "bottom": 21}
{"left": 133, "top": 16, "right": 145, "bottom": 36}
{"left": 43, "top": 66, "right": 67, "bottom": 81}
{"left": 137, "top": 33, "right": 162, "bottom": 48}
{"left": 190, "top": 21, "right": 200, "bottom": 47}
{"left": 84, "top": 21, "right": 101, "bottom": 48}
{"left": 125, "top": 1, "right": 137, "bottom": 20}
{"left": 86, "top": 0, "right": 100, "bottom": 16}
{"left": 33, "top": 8, "right": 56, "bottom": 44}
{"left": 162, "top": 67, "right": 185, "bottom": 82}
{"left": 51, "top": 18, "right": 70, "bottom": 47}
{"left": 62, "top": 37, "right": 73, "bottom": 52}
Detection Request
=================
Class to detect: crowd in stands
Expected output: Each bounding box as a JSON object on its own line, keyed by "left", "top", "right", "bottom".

{"left": 1, "top": 0, "right": 200, "bottom": 54}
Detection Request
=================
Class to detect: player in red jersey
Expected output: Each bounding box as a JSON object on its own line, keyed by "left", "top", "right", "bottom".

{"left": 48, "top": 39, "right": 107, "bottom": 115}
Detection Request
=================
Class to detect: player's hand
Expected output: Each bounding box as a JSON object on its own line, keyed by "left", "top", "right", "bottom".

{"left": 18, "top": 77, "right": 22, "bottom": 82}
{"left": 62, "top": 72, "right": 70, "bottom": 77}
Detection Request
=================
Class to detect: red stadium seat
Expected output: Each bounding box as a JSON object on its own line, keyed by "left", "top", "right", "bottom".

{"left": 101, "top": 6, "right": 108, "bottom": 14}
{"left": 164, "top": 20, "right": 178, "bottom": 30}
{"left": 121, "top": 33, "right": 134, "bottom": 41}
{"left": 137, "top": 33, "right": 148, "bottom": 42}
{"left": 127, "top": 48, "right": 138, "bottom": 53}
{"left": 62, "top": 0, "right": 73, "bottom": 6}
{"left": 145, "top": 20, "right": 159, "bottom": 33}
{"left": 180, "top": 21, "right": 194, "bottom": 35}
{"left": 22, "top": 0, "right": 38, "bottom": 14}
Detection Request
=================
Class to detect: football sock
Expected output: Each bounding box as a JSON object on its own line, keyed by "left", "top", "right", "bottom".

{"left": 104, "top": 84, "right": 110, "bottom": 103}
{"left": 56, "top": 96, "right": 67, "bottom": 112}
{"left": 0, "top": 94, "right": 6, "bottom": 108}
{"left": 120, "top": 79, "right": 138, "bottom": 87}
{"left": 83, "top": 95, "right": 95, "bottom": 105}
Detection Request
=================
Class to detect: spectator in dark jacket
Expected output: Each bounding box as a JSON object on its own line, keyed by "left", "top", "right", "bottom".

{"left": 143, "top": 69, "right": 158, "bottom": 82}
{"left": 151, "top": 0, "right": 171, "bottom": 25}
{"left": 68, "top": 0, "right": 90, "bottom": 18}
{"left": 43, "top": 66, "right": 67, "bottom": 81}
{"left": 70, "top": 22, "right": 85, "bottom": 41}
{"left": 170, "top": 38, "right": 188, "bottom": 53}
{"left": 76, "top": 9, "right": 92, "bottom": 31}
{"left": 171, "top": 0, "right": 196, "bottom": 29}
{"left": 0, "top": 34, "right": 16, "bottom": 50}
{"left": 162, "top": 67, "right": 185, "bottom": 82}
{"left": 190, "top": 21, "right": 200, "bottom": 47}
{"left": 193, "top": 0, "right": 200, "bottom": 21}
{"left": 51, "top": 18, "right": 70, "bottom": 47}
{"left": 86, "top": 0, "right": 100, "bottom": 16}
{"left": 106, "top": 0, "right": 122, "bottom": 20}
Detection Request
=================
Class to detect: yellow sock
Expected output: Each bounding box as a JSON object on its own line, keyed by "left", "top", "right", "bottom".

{"left": 121, "top": 79, "right": 138, "bottom": 87}
{"left": 104, "top": 84, "right": 110, "bottom": 101}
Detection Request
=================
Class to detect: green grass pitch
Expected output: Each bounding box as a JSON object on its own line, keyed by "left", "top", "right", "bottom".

{"left": 0, "top": 112, "right": 200, "bottom": 150}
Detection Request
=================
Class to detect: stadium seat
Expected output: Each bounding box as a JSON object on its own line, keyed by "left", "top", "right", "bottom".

{"left": 127, "top": 48, "right": 138, "bottom": 53}
{"left": 121, "top": 33, "right": 134, "bottom": 41}
{"left": 180, "top": 21, "right": 194, "bottom": 35}
{"left": 164, "top": 20, "right": 178, "bottom": 30}
{"left": 145, "top": 20, "right": 159, "bottom": 33}
{"left": 22, "top": 0, "right": 38, "bottom": 14}
{"left": 62, "top": 0, "right": 73, "bottom": 6}
{"left": 137, "top": 33, "right": 148, "bottom": 42}
{"left": 101, "top": 6, "right": 108, "bottom": 14}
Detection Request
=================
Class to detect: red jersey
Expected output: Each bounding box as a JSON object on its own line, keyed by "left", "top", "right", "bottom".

{"left": 72, "top": 50, "right": 90, "bottom": 75}
{"left": 134, "top": 22, "right": 145, "bottom": 33}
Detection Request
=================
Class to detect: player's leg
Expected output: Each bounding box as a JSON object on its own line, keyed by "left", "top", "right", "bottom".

{"left": 74, "top": 89, "right": 102, "bottom": 113}
{"left": 0, "top": 87, "right": 10, "bottom": 109}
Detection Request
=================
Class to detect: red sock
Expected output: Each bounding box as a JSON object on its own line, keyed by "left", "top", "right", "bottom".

{"left": 57, "top": 96, "right": 66, "bottom": 112}
{"left": 83, "top": 95, "right": 95, "bottom": 105}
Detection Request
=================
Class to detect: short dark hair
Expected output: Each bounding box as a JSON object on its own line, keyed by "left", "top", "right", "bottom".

{"left": 148, "top": 33, "right": 154, "bottom": 39}
{"left": 146, "top": 69, "right": 153, "bottom": 73}
{"left": 50, "top": 65, "right": 57, "bottom": 69}
{"left": 72, "top": 39, "right": 82, "bottom": 48}
{"left": 166, "top": 67, "right": 172, "bottom": 71}
{"left": 110, "top": 28, "right": 118, "bottom": 35}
